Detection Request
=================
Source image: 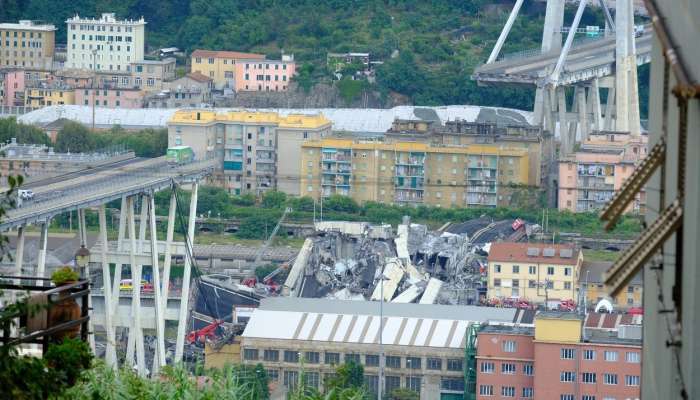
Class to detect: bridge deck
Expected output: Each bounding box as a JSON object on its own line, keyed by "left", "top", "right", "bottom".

{"left": 473, "top": 31, "right": 652, "bottom": 86}
{"left": 2, "top": 157, "right": 215, "bottom": 231}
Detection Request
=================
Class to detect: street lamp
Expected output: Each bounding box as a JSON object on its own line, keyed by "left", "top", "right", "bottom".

{"left": 74, "top": 244, "right": 91, "bottom": 278}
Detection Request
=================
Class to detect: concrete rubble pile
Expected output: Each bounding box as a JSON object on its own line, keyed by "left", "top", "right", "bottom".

{"left": 282, "top": 217, "right": 490, "bottom": 305}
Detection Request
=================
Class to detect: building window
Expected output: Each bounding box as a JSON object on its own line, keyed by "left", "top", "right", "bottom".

{"left": 522, "top": 387, "right": 533, "bottom": 398}
{"left": 582, "top": 396, "right": 596, "bottom": 400}
{"left": 501, "top": 363, "right": 516, "bottom": 374}
{"left": 385, "top": 376, "right": 400, "bottom": 393}
{"left": 495, "top": 264, "right": 501, "bottom": 273}
{"left": 243, "top": 348, "right": 258, "bottom": 360}
{"left": 283, "top": 371, "right": 299, "bottom": 389}
{"left": 582, "top": 372, "right": 597, "bottom": 383}
{"left": 625, "top": 375, "right": 640, "bottom": 386}
{"left": 501, "top": 386, "right": 515, "bottom": 397}
{"left": 560, "top": 395, "right": 574, "bottom": 400}
{"left": 564, "top": 267, "right": 572, "bottom": 276}
{"left": 447, "top": 358, "right": 462, "bottom": 371}
{"left": 494, "top": 278, "right": 501, "bottom": 287}
{"left": 583, "top": 349, "right": 596, "bottom": 360}
{"left": 528, "top": 280, "right": 537, "bottom": 288}
{"left": 303, "top": 131, "right": 308, "bottom": 139}
{"left": 115, "top": 100, "right": 120, "bottom": 107}
{"left": 604, "top": 351, "right": 618, "bottom": 362}
{"left": 283, "top": 350, "right": 299, "bottom": 363}
{"left": 560, "top": 371, "right": 576, "bottom": 382}
{"left": 480, "top": 361, "right": 494, "bottom": 373}
{"left": 547, "top": 266, "right": 555, "bottom": 275}
{"left": 564, "top": 282, "right": 572, "bottom": 290}
{"left": 208, "top": 57, "right": 214, "bottom": 64}
{"left": 325, "top": 352, "right": 340, "bottom": 365}
{"left": 427, "top": 358, "right": 442, "bottom": 370}
{"left": 363, "top": 375, "right": 378, "bottom": 394}
{"left": 365, "top": 354, "right": 379, "bottom": 367}
{"left": 626, "top": 352, "right": 640, "bottom": 363}
{"left": 441, "top": 377, "right": 464, "bottom": 392}
{"left": 503, "top": 341, "right": 516, "bottom": 353}
{"left": 386, "top": 356, "right": 401, "bottom": 369}
{"left": 266, "top": 369, "right": 279, "bottom": 382}
{"left": 561, "top": 348, "right": 575, "bottom": 359}
{"left": 512, "top": 265, "right": 520, "bottom": 274}
{"left": 263, "top": 349, "right": 279, "bottom": 361}
{"left": 406, "top": 357, "right": 421, "bottom": 369}
{"left": 528, "top": 266, "right": 536, "bottom": 274}
{"left": 479, "top": 385, "right": 494, "bottom": 396}
{"left": 603, "top": 373, "right": 618, "bottom": 385}
{"left": 305, "top": 352, "right": 320, "bottom": 364}
{"left": 523, "top": 363, "right": 533, "bottom": 375}
{"left": 345, "top": 354, "right": 360, "bottom": 364}
{"left": 406, "top": 376, "right": 421, "bottom": 392}
{"left": 304, "top": 372, "right": 320, "bottom": 388}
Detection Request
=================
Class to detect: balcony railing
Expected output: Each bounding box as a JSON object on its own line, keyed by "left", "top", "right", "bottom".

{"left": 0, "top": 276, "right": 90, "bottom": 353}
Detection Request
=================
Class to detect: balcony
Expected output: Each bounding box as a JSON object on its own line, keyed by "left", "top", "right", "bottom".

{"left": 0, "top": 276, "right": 90, "bottom": 353}
{"left": 394, "top": 190, "right": 424, "bottom": 203}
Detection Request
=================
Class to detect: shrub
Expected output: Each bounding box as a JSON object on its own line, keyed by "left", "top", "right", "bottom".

{"left": 51, "top": 267, "right": 80, "bottom": 285}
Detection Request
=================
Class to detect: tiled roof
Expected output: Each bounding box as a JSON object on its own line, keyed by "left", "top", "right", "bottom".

{"left": 488, "top": 242, "right": 580, "bottom": 266}
{"left": 185, "top": 72, "right": 212, "bottom": 83}
{"left": 191, "top": 49, "right": 265, "bottom": 60}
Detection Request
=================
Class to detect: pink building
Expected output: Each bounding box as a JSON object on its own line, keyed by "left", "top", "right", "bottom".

{"left": 234, "top": 55, "right": 296, "bottom": 92}
{"left": 75, "top": 87, "right": 143, "bottom": 109}
{"left": 558, "top": 132, "right": 647, "bottom": 213}
{"left": 2, "top": 70, "right": 25, "bottom": 106}
{"left": 476, "top": 312, "right": 641, "bottom": 400}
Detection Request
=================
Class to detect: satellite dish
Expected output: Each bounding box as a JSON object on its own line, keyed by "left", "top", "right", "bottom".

{"left": 594, "top": 298, "right": 614, "bottom": 313}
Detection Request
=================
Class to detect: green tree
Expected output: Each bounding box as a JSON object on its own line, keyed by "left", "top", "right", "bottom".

{"left": 261, "top": 190, "right": 287, "bottom": 209}
{"left": 0, "top": 117, "right": 50, "bottom": 146}
{"left": 324, "top": 194, "right": 359, "bottom": 213}
{"left": 337, "top": 78, "right": 366, "bottom": 104}
{"left": 55, "top": 121, "right": 94, "bottom": 153}
{"left": 294, "top": 63, "right": 317, "bottom": 93}
{"left": 389, "top": 388, "right": 420, "bottom": 400}
{"left": 325, "top": 360, "right": 364, "bottom": 391}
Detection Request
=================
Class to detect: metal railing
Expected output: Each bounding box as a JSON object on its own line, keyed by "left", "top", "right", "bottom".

{"left": 0, "top": 276, "right": 89, "bottom": 353}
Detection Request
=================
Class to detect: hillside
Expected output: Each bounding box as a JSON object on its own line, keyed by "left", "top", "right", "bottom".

{"left": 1, "top": 0, "right": 645, "bottom": 111}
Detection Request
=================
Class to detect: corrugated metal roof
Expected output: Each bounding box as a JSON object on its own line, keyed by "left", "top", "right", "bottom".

{"left": 242, "top": 298, "right": 517, "bottom": 348}
{"left": 19, "top": 105, "right": 533, "bottom": 133}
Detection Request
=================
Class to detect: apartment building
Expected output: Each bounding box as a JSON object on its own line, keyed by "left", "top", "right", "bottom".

{"left": 580, "top": 261, "right": 642, "bottom": 310}
{"left": 386, "top": 118, "right": 551, "bottom": 189}
{"left": 147, "top": 72, "right": 213, "bottom": 108}
{"left": 0, "top": 20, "right": 56, "bottom": 70}
{"left": 128, "top": 58, "right": 176, "bottom": 91}
{"left": 74, "top": 87, "right": 143, "bottom": 108}
{"left": 240, "top": 297, "right": 526, "bottom": 400}
{"left": 300, "top": 138, "right": 531, "bottom": 208}
{"left": 66, "top": 13, "right": 145, "bottom": 73}
{"left": 476, "top": 312, "right": 641, "bottom": 400}
{"left": 24, "top": 84, "right": 75, "bottom": 107}
{"left": 167, "top": 109, "right": 331, "bottom": 195}
{"left": 486, "top": 242, "right": 583, "bottom": 305}
{"left": 1, "top": 69, "right": 24, "bottom": 106}
{"left": 190, "top": 49, "right": 296, "bottom": 92}
{"left": 558, "top": 131, "right": 647, "bottom": 213}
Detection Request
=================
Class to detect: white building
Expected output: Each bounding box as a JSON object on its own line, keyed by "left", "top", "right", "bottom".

{"left": 65, "top": 13, "right": 145, "bottom": 73}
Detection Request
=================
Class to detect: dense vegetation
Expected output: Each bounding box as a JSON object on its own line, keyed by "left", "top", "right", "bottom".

{"left": 55, "top": 121, "right": 168, "bottom": 157}
{"left": 155, "top": 186, "right": 642, "bottom": 241}
{"left": 0, "top": 0, "right": 645, "bottom": 111}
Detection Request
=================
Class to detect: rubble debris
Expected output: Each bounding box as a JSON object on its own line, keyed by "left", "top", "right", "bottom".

{"left": 280, "top": 216, "right": 537, "bottom": 306}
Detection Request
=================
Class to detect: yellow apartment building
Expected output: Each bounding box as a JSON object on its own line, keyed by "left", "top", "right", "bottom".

{"left": 0, "top": 20, "right": 56, "bottom": 69}
{"left": 24, "top": 86, "right": 75, "bottom": 107}
{"left": 580, "top": 260, "right": 642, "bottom": 309}
{"left": 299, "top": 138, "right": 532, "bottom": 208}
{"left": 487, "top": 242, "right": 583, "bottom": 305}
{"left": 168, "top": 109, "right": 332, "bottom": 195}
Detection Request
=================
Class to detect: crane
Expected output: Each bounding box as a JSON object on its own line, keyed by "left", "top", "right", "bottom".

{"left": 252, "top": 207, "right": 292, "bottom": 267}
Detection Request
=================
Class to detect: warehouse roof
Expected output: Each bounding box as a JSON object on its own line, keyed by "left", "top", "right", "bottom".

{"left": 18, "top": 105, "right": 532, "bottom": 133}
{"left": 242, "top": 298, "right": 522, "bottom": 349}
{"left": 488, "top": 242, "right": 581, "bottom": 266}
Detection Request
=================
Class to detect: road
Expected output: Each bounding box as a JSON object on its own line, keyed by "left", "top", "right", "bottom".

{"left": 2, "top": 157, "right": 215, "bottom": 232}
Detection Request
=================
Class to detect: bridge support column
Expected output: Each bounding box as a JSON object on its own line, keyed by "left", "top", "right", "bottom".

{"left": 138, "top": 196, "right": 148, "bottom": 254}
{"left": 590, "top": 78, "right": 602, "bottom": 131}
{"left": 175, "top": 182, "right": 199, "bottom": 363}
{"left": 156, "top": 190, "right": 177, "bottom": 366}
{"left": 117, "top": 196, "right": 127, "bottom": 251}
{"left": 535, "top": 0, "right": 565, "bottom": 126}
{"left": 36, "top": 221, "right": 49, "bottom": 283}
{"left": 557, "top": 87, "right": 570, "bottom": 156}
{"left": 148, "top": 193, "right": 166, "bottom": 373}
{"left": 126, "top": 196, "right": 146, "bottom": 376}
{"left": 614, "top": 0, "right": 641, "bottom": 135}
{"left": 98, "top": 205, "right": 117, "bottom": 367}
{"left": 577, "top": 86, "right": 590, "bottom": 142}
